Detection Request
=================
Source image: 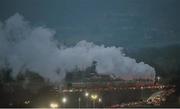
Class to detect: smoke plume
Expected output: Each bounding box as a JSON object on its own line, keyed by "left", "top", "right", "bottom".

{"left": 0, "top": 13, "right": 155, "bottom": 81}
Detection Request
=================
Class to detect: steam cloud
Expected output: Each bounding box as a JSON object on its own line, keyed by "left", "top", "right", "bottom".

{"left": 0, "top": 13, "right": 155, "bottom": 81}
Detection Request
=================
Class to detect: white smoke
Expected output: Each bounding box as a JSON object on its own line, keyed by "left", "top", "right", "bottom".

{"left": 0, "top": 13, "right": 155, "bottom": 81}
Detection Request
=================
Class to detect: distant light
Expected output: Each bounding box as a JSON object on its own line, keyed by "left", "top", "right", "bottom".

{"left": 50, "top": 102, "right": 58, "bottom": 108}
{"left": 91, "top": 94, "right": 98, "bottom": 100}
{"left": 78, "top": 97, "right": 81, "bottom": 102}
{"left": 62, "top": 97, "right": 67, "bottom": 103}
{"left": 9, "top": 102, "right": 13, "bottom": 106}
{"left": 85, "top": 92, "right": 89, "bottom": 97}
{"left": 98, "top": 98, "right": 102, "bottom": 102}
{"left": 24, "top": 100, "right": 30, "bottom": 104}
{"left": 69, "top": 89, "right": 73, "bottom": 92}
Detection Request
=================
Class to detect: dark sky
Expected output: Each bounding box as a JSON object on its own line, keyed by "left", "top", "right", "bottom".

{"left": 0, "top": 0, "right": 180, "bottom": 48}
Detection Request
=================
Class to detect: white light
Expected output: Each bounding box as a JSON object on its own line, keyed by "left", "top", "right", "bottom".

{"left": 85, "top": 92, "right": 89, "bottom": 97}
{"left": 50, "top": 103, "right": 58, "bottom": 108}
{"left": 69, "top": 89, "right": 73, "bottom": 92}
{"left": 98, "top": 98, "right": 102, "bottom": 102}
{"left": 62, "top": 97, "right": 67, "bottom": 103}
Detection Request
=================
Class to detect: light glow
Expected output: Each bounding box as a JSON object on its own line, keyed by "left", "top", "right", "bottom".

{"left": 85, "top": 92, "right": 89, "bottom": 97}
{"left": 98, "top": 98, "right": 102, "bottom": 102}
{"left": 62, "top": 97, "right": 67, "bottom": 103}
{"left": 50, "top": 103, "right": 58, "bottom": 108}
{"left": 91, "top": 94, "right": 98, "bottom": 100}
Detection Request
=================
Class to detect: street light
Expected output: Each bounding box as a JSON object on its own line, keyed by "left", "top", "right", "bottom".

{"left": 91, "top": 94, "right": 98, "bottom": 100}
{"left": 78, "top": 97, "right": 81, "bottom": 108}
{"left": 62, "top": 97, "right": 67, "bottom": 107}
{"left": 91, "top": 94, "right": 98, "bottom": 108}
{"left": 50, "top": 102, "right": 58, "bottom": 108}
{"left": 85, "top": 92, "right": 89, "bottom": 97}
{"left": 98, "top": 98, "right": 102, "bottom": 103}
{"left": 85, "top": 92, "right": 89, "bottom": 107}
{"left": 62, "top": 97, "right": 67, "bottom": 103}
{"left": 140, "top": 86, "right": 144, "bottom": 100}
{"left": 157, "top": 76, "right": 160, "bottom": 82}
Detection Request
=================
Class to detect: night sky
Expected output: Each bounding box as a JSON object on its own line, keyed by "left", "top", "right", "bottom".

{"left": 0, "top": 0, "right": 180, "bottom": 48}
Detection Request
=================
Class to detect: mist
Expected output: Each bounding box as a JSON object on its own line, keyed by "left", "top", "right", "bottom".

{"left": 0, "top": 13, "right": 155, "bottom": 81}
